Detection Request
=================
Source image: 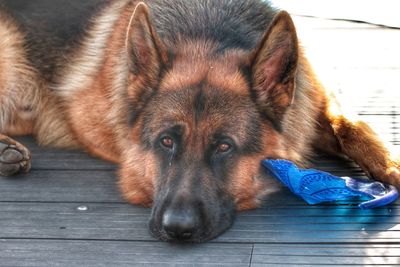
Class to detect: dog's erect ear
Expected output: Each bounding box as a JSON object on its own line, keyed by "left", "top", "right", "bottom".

{"left": 126, "top": 2, "right": 168, "bottom": 78}
{"left": 249, "top": 11, "right": 298, "bottom": 129}
{"left": 126, "top": 2, "right": 168, "bottom": 123}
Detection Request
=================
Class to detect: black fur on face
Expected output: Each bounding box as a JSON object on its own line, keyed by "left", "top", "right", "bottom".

{"left": 140, "top": 84, "right": 263, "bottom": 242}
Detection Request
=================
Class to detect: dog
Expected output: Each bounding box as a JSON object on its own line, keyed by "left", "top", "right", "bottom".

{"left": 0, "top": 0, "right": 399, "bottom": 242}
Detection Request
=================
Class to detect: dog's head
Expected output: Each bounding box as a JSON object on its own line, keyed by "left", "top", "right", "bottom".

{"left": 119, "top": 3, "right": 299, "bottom": 242}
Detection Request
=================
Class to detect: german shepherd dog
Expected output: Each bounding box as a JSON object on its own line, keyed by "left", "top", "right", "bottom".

{"left": 0, "top": 0, "right": 399, "bottom": 242}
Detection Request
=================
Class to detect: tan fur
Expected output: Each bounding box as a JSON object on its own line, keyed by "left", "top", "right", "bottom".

{"left": 0, "top": 12, "right": 38, "bottom": 136}
{"left": 0, "top": 12, "right": 78, "bottom": 148}
{"left": 316, "top": 91, "right": 400, "bottom": 187}
{"left": 56, "top": 0, "right": 138, "bottom": 160}
{"left": 118, "top": 123, "right": 157, "bottom": 207}
{"left": 230, "top": 124, "right": 287, "bottom": 210}
{"left": 56, "top": 0, "right": 130, "bottom": 99}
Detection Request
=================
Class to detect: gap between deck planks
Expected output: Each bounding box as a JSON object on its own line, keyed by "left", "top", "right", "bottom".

{"left": 1, "top": 15, "right": 400, "bottom": 267}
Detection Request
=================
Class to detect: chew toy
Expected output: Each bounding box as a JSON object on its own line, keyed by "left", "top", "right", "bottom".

{"left": 262, "top": 159, "right": 398, "bottom": 209}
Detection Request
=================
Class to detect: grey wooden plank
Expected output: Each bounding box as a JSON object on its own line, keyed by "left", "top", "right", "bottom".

{"left": 0, "top": 262, "right": 248, "bottom": 267}
{"left": 0, "top": 239, "right": 252, "bottom": 267}
{"left": 28, "top": 155, "right": 115, "bottom": 170}
{"left": 1, "top": 202, "right": 400, "bottom": 243}
{"left": 14, "top": 137, "right": 115, "bottom": 171}
{"left": 253, "top": 244, "right": 400, "bottom": 256}
{"left": 251, "top": 263, "right": 399, "bottom": 267}
{"left": 251, "top": 244, "right": 400, "bottom": 266}
{"left": 0, "top": 170, "right": 122, "bottom": 202}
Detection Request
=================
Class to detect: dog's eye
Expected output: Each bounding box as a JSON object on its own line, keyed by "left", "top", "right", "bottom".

{"left": 160, "top": 136, "right": 174, "bottom": 149}
{"left": 216, "top": 142, "right": 231, "bottom": 154}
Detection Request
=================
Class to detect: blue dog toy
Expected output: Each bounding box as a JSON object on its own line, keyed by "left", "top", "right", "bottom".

{"left": 262, "top": 159, "right": 398, "bottom": 209}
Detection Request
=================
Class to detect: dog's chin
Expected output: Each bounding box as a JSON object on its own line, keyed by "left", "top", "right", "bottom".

{"left": 148, "top": 215, "right": 235, "bottom": 243}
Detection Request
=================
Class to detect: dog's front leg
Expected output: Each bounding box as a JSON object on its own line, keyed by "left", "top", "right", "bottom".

{"left": 314, "top": 93, "right": 400, "bottom": 187}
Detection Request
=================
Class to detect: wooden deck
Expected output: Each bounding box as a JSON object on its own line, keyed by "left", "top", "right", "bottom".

{"left": 2, "top": 15, "right": 400, "bottom": 266}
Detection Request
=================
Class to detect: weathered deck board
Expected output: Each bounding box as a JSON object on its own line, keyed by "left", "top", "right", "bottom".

{"left": 1, "top": 13, "right": 400, "bottom": 267}
{"left": 252, "top": 244, "right": 400, "bottom": 266}
{"left": 0, "top": 240, "right": 252, "bottom": 267}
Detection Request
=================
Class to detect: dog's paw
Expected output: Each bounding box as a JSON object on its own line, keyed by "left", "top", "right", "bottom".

{"left": 0, "top": 136, "right": 31, "bottom": 176}
{"left": 385, "top": 164, "right": 400, "bottom": 188}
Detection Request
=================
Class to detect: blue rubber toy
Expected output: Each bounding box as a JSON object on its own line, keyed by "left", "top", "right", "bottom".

{"left": 262, "top": 159, "right": 398, "bottom": 209}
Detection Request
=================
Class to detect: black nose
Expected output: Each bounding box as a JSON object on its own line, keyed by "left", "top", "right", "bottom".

{"left": 162, "top": 207, "right": 200, "bottom": 240}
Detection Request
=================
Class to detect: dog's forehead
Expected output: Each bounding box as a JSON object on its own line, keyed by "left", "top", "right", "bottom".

{"left": 159, "top": 42, "right": 250, "bottom": 95}
{"left": 154, "top": 84, "right": 250, "bottom": 120}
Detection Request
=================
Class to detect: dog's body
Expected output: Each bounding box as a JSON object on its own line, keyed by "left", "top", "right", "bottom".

{"left": 0, "top": 0, "right": 399, "bottom": 242}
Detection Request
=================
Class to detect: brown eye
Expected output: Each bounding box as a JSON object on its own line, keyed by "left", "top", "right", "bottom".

{"left": 216, "top": 142, "right": 231, "bottom": 154}
{"left": 161, "top": 136, "right": 174, "bottom": 149}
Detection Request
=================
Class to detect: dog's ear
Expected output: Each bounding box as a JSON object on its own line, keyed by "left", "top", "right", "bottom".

{"left": 126, "top": 2, "right": 168, "bottom": 78}
{"left": 249, "top": 11, "right": 298, "bottom": 129}
{"left": 126, "top": 2, "right": 168, "bottom": 123}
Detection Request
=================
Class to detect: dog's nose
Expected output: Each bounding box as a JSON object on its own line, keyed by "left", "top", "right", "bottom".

{"left": 162, "top": 207, "right": 199, "bottom": 240}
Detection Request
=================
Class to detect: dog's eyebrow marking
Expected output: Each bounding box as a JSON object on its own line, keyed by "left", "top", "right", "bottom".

{"left": 160, "top": 62, "right": 249, "bottom": 96}
{"left": 207, "top": 70, "right": 249, "bottom": 95}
